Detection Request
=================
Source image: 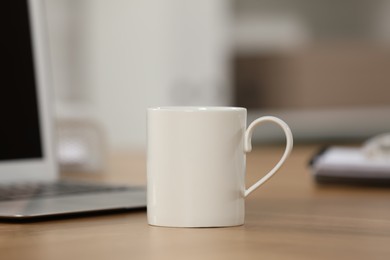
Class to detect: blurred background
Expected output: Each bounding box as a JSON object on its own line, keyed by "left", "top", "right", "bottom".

{"left": 44, "top": 0, "right": 390, "bottom": 160}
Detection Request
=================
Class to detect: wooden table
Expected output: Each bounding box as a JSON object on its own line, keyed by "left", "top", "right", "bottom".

{"left": 1, "top": 144, "right": 390, "bottom": 260}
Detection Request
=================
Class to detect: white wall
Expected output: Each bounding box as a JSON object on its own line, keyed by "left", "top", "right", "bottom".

{"left": 45, "top": 0, "right": 232, "bottom": 150}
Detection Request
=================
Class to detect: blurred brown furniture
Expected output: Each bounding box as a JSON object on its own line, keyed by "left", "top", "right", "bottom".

{"left": 234, "top": 45, "right": 390, "bottom": 109}
{"left": 1, "top": 144, "right": 390, "bottom": 260}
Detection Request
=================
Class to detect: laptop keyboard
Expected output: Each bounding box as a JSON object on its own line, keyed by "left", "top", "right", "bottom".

{"left": 0, "top": 181, "right": 132, "bottom": 201}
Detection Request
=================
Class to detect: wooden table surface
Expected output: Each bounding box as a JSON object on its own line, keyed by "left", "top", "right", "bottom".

{"left": 1, "top": 144, "right": 390, "bottom": 260}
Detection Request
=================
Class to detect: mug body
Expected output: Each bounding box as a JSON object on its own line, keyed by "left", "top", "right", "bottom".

{"left": 147, "top": 107, "right": 247, "bottom": 227}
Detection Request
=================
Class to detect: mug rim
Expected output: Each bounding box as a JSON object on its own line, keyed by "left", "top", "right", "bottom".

{"left": 148, "top": 106, "right": 246, "bottom": 112}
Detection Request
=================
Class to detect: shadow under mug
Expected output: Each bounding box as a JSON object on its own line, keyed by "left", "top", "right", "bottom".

{"left": 147, "top": 107, "right": 293, "bottom": 227}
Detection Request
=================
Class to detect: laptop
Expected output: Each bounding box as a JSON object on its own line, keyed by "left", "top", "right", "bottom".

{"left": 0, "top": 0, "right": 146, "bottom": 220}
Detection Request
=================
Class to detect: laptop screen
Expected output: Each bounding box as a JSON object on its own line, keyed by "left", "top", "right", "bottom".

{"left": 0, "top": 1, "right": 43, "bottom": 161}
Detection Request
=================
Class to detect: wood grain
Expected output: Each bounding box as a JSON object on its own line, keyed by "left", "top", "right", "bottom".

{"left": 1, "top": 144, "right": 390, "bottom": 260}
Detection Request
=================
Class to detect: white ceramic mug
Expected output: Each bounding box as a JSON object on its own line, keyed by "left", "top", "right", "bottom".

{"left": 147, "top": 107, "right": 293, "bottom": 227}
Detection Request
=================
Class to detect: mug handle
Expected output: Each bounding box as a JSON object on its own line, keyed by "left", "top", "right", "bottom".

{"left": 244, "top": 116, "right": 293, "bottom": 197}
